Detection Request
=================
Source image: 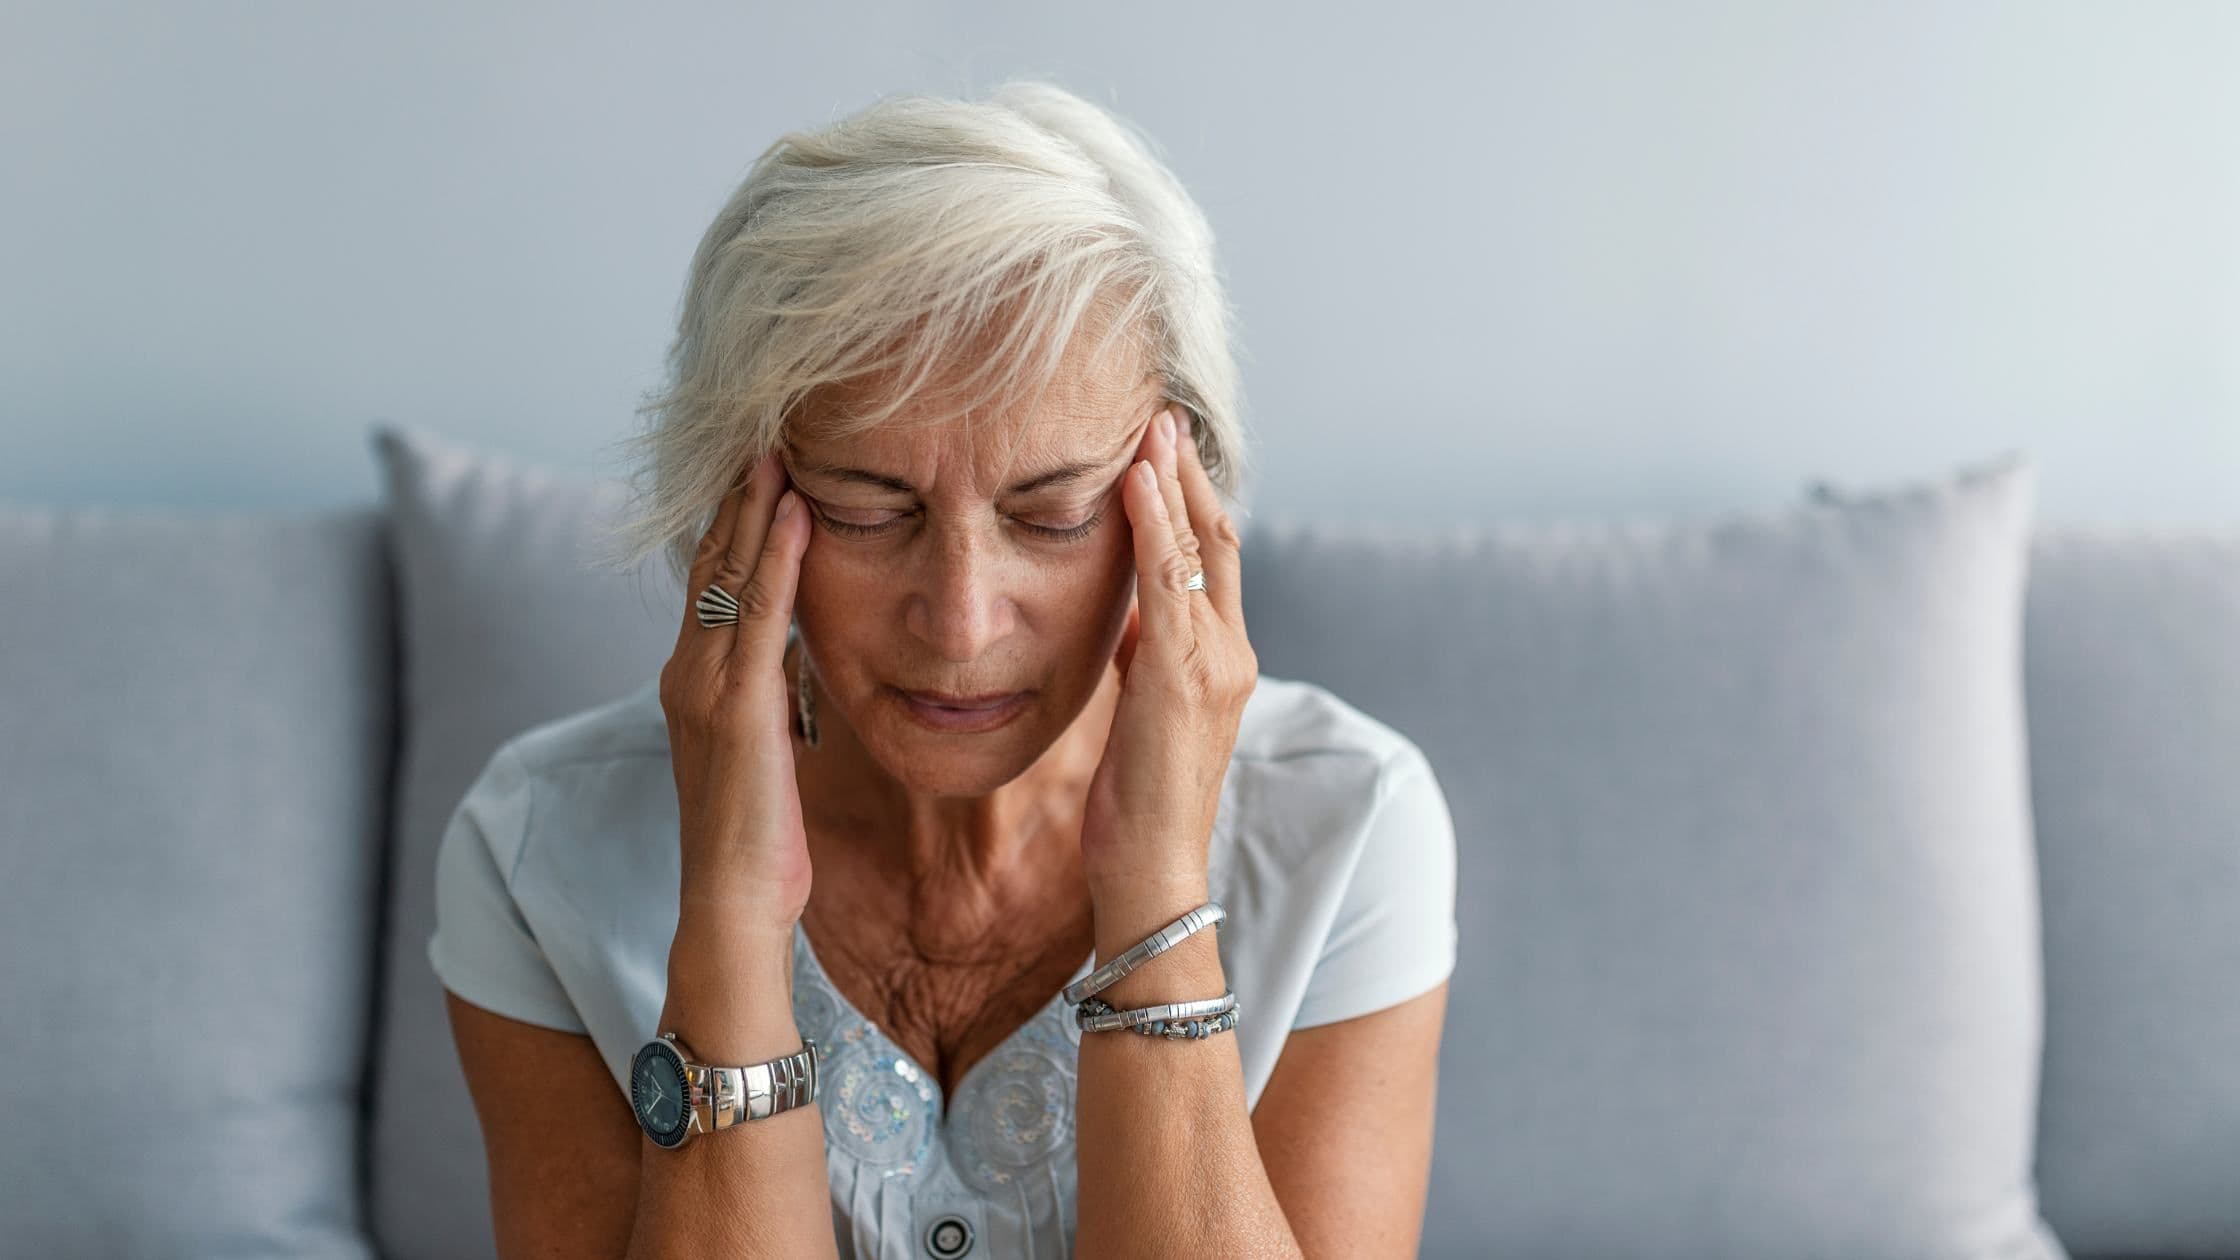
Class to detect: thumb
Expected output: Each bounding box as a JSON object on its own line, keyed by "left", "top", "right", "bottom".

{"left": 1113, "top": 600, "right": 1141, "bottom": 680}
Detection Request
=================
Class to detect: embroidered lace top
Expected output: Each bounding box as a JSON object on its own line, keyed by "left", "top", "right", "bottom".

{"left": 791, "top": 917, "right": 1097, "bottom": 1258}
{"left": 429, "top": 673, "right": 1457, "bottom": 1260}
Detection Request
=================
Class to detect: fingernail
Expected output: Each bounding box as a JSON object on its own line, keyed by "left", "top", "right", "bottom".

{"left": 776, "top": 490, "right": 798, "bottom": 520}
{"left": 1159, "top": 409, "right": 1177, "bottom": 443}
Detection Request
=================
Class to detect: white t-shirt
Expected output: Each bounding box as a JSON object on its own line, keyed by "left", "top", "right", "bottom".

{"left": 428, "top": 671, "right": 1458, "bottom": 1260}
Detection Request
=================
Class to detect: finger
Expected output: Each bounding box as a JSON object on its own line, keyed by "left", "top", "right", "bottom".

{"left": 728, "top": 485, "right": 808, "bottom": 677}
{"left": 1151, "top": 407, "right": 1203, "bottom": 594}
{"left": 1112, "top": 599, "right": 1141, "bottom": 680}
{"left": 675, "top": 459, "right": 758, "bottom": 655}
{"left": 1172, "top": 410, "right": 1244, "bottom": 626}
{"left": 685, "top": 454, "right": 785, "bottom": 668}
{"left": 1124, "top": 456, "right": 1195, "bottom": 656}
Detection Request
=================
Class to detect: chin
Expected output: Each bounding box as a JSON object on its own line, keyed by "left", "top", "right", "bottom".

{"left": 875, "top": 730, "right": 1048, "bottom": 796}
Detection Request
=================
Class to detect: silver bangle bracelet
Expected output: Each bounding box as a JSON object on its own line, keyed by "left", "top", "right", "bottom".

{"left": 1062, "top": 901, "right": 1226, "bottom": 1007}
{"left": 1142, "top": 1007, "right": 1239, "bottom": 1040}
{"left": 1070, "top": 995, "right": 1245, "bottom": 1035}
{"left": 1074, "top": 988, "right": 1238, "bottom": 1033}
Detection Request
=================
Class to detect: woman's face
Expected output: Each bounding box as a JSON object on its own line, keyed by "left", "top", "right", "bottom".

{"left": 780, "top": 349, "right": 1168, "bottom": 796}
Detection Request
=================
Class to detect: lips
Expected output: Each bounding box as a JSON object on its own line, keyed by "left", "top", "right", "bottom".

{"left": 893, "top": 687, "right": 1032, "bottom": 734}
{"left": 900, "top": 690, "right": 1023, "bottom": 710}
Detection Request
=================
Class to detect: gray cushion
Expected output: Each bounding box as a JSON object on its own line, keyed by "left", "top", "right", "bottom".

{"left": 1243, "top": 455, "right": 2063, "bottom": 1259}
{"left": 2022, "top": 531, "right": 2240, "bottom": 1258}
{"left": 0, "top": 503, "right": 387, "bottom": 1259}
{"left": 365, "top": 423, "right": 681, "bottom": 1260}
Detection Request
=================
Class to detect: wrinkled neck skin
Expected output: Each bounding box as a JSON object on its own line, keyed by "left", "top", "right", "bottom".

{"left": 782, "top": 615, "right": 1127, "bottom": 949}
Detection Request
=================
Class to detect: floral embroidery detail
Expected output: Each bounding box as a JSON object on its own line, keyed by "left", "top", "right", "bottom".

{"left": 818, "top": 1038, "right": 939, "bottom": 1181}
{"left": 790, "top": 919, "right": 1089, "bottom": 1198}
{"left": 945, "top": 1037, "right": 1075, "bottom": 1195}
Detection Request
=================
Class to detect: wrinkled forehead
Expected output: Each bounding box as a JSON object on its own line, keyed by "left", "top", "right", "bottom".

{"left": 786, "top": 337, "right": 1166, "bottom": 491}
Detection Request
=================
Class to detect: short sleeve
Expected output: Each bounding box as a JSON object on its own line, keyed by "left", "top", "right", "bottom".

{"left": 1291, "top": 742, "right": 1460, "bottom": 1029}
{"left": 426, "top": 744, "right": 590, "bottom": 1033}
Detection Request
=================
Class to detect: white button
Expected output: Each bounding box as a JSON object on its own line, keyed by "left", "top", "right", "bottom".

{"left": 923, "top": 1213, "right": 974, "bottom": 1258}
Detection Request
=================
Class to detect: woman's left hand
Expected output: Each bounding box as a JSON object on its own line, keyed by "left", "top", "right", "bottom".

{"left": 1079, "top": 404, "right": 1257, "bottom": 906}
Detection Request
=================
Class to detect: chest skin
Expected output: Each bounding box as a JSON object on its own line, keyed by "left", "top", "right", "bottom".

{"left": 798, "top": 827, "right": 1099, "bottom": 1107}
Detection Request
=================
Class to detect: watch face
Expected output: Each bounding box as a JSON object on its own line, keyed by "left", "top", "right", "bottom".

{"left": 631, "top": 1040, "right": 690, "bottom": 1147}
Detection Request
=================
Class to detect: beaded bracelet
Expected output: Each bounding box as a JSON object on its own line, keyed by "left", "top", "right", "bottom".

{"left": 1076, "top": 993, "right": 1242, "bottom": 1040}
{"left": 1142, "top": 1003, "right": 1239, "bottom": 1041}
{"left": 1065, "top": 899, "right": 1240, "bottom": 1041}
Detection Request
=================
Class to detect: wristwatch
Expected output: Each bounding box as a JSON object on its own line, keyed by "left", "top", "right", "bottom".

{"left": 630, "top": 1030, "right": 820, "bottom": 1150}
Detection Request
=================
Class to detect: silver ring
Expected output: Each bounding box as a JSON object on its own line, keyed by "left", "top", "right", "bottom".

{"left": 1185, "top": 570, "right": 1207, "bottom": 593}
{"left": 695, "top": 582, "right": 740, "bottom": 628}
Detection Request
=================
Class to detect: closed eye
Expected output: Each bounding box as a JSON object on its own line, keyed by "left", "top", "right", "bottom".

{"left": 805, "top": 501, "right": 1106, "bottom": 544}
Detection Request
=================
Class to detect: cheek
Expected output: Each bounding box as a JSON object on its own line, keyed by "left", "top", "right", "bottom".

{"left": 1015, "top": 542, "right": 1134, "bottom": 625}
{"left": 792, "top": 537, "right": 916, "bottom": 610}
{"left": 787, "top": 547, "right": 862, "bottom": 634}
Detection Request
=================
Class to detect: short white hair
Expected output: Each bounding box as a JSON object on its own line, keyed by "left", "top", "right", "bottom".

{"left": 591, "top": 77, "right": 1253, "bottom": 589}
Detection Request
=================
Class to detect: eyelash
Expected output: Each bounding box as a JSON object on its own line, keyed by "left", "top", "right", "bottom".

{"left": 808, "top": 503, "right": 1106, "bottom": 544}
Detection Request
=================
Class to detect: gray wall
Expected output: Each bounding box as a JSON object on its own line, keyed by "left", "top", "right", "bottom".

{"left": 3, "top": 1, "right": 2234, "bottom": 527}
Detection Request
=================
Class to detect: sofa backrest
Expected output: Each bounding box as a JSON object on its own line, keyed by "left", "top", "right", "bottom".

{"left": 2020, "top": 531, "right": 2240, "bottom": 1256}
{"left": 5, "top": 428, "right": 2235, "bottom": 1259}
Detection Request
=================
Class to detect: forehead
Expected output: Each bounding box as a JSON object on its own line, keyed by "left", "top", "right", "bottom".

{"left": 788, "top": 329, "right": 1162, "bottom": 483}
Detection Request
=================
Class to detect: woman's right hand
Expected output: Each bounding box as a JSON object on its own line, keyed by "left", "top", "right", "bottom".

{"left": 657, "top": 451, "right": 813, "bottom": 938}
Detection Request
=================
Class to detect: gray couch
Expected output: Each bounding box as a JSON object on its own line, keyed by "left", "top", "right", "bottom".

{"left": 3, "top": 422, "right": 2235, "bottom": 1260}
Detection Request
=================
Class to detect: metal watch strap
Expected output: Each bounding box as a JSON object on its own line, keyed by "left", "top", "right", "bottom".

{"left": 674, "top": 1034, "right": 821, "bottom": 1130}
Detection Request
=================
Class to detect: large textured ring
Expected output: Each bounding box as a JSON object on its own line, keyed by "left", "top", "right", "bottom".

{"left": 695, "top": 583, "right": 741, "bottom": 628}
{"left": 1185, "top": 570, "right": 1207, "bottom": 593}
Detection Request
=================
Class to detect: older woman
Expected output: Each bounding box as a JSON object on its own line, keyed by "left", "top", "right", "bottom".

{"left": 431, "top": 79, "right": 1456, "bottom": 1259}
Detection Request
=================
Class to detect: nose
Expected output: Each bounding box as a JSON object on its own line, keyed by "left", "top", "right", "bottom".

{"left": 904, "top": 521, "right": 1016, "bottom": 664}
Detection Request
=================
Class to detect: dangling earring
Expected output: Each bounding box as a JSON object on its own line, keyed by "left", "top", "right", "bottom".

{"left": 794, "top": 636, "right": 820, "bottom": 749}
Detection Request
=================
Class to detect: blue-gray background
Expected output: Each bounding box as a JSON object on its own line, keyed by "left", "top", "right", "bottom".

{"left": 4, "top": 1, "right": 2234, "bottom": 526}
